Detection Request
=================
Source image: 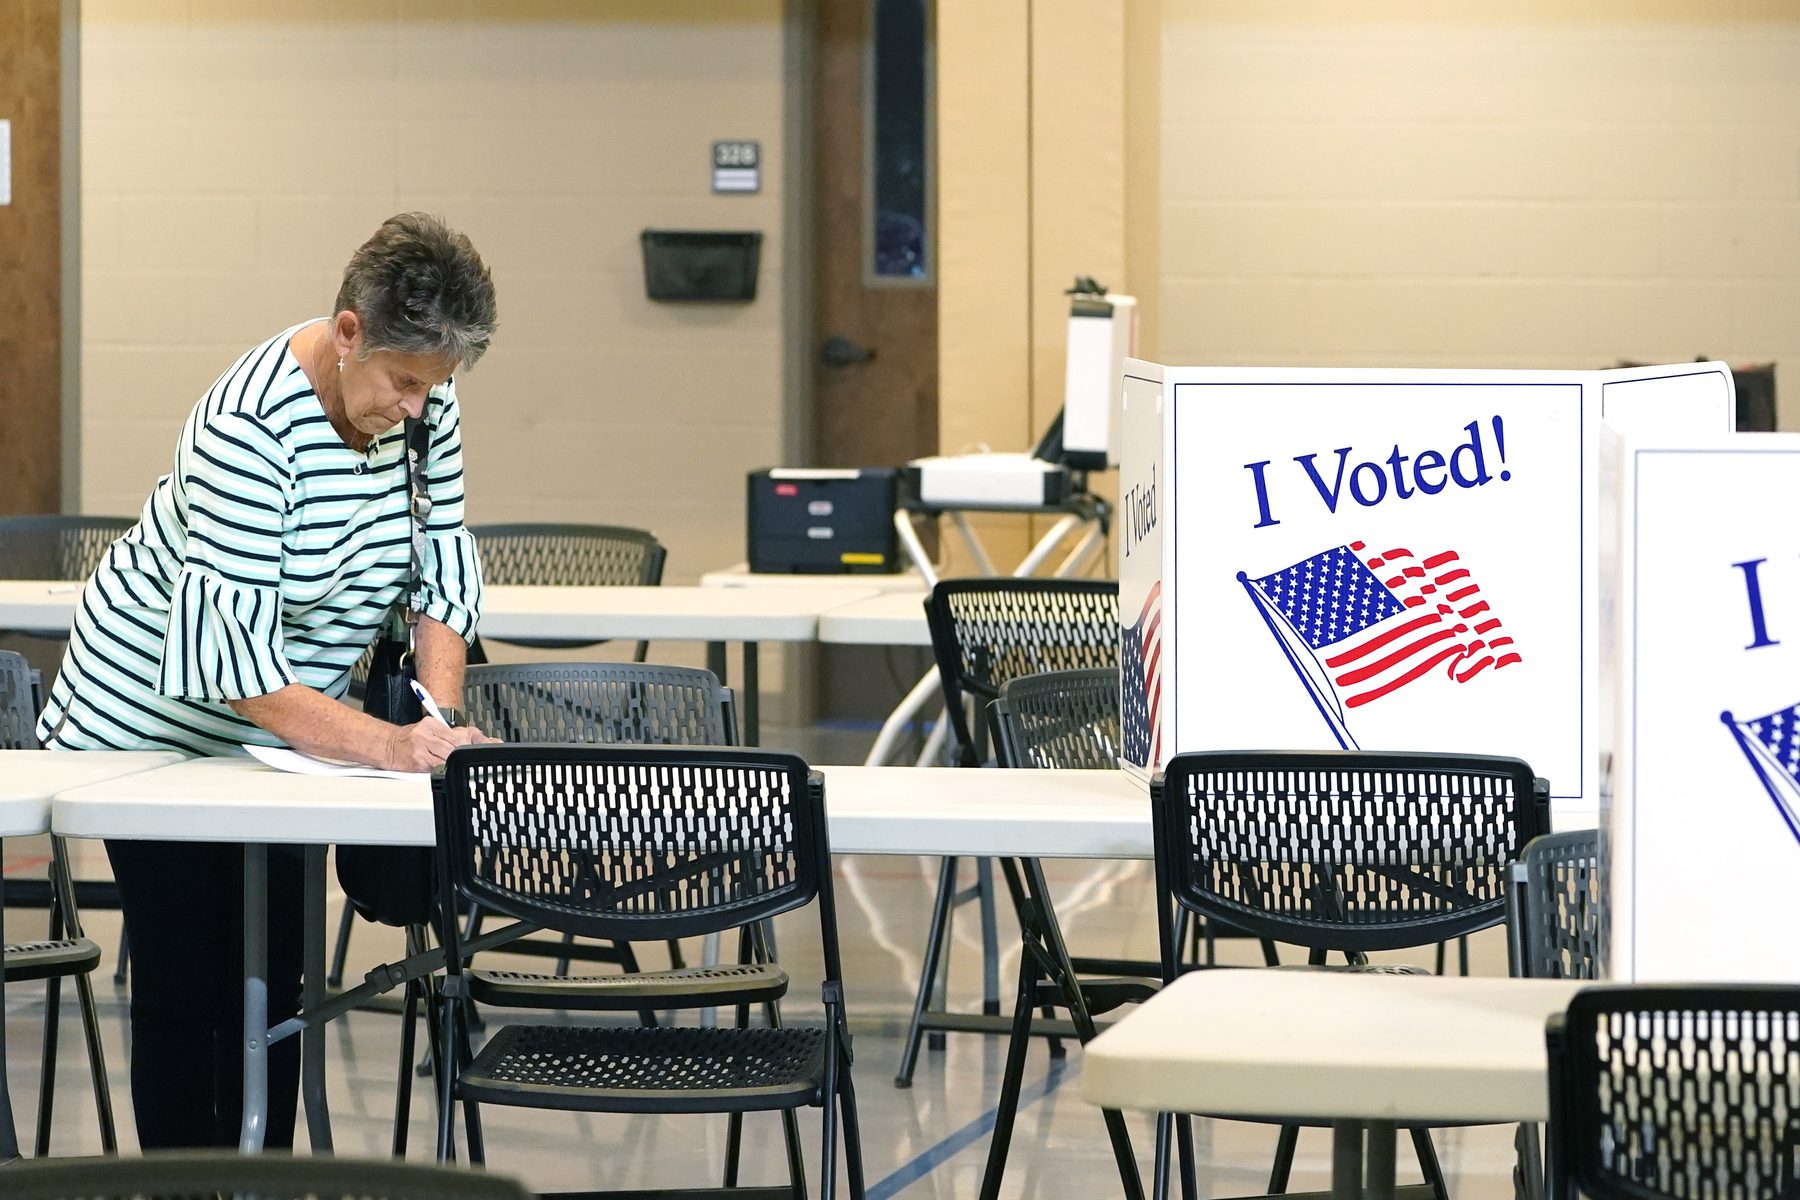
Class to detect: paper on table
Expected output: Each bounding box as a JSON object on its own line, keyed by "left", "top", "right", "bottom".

{"left": 244, "top": 743, "right": 425, "bottom": 781}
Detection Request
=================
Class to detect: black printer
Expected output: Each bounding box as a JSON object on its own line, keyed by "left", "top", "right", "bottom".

{"left": 746, "top": 467, "right": 900, "bottom": 573}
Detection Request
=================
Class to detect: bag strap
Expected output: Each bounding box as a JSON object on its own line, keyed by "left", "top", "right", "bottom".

{"left": 400, "top": 414, "right": 431, "bottom": 660}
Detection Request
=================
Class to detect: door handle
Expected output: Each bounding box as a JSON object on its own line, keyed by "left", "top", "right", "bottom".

{"left": 820, "top": 336, "right": 876, "bottom": 368}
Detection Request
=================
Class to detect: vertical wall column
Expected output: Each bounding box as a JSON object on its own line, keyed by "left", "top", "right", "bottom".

{"left": 935, "top": 0, "right": 1154, "bottom": 570}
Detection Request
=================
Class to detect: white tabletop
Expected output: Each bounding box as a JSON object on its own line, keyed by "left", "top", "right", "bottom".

{"left": 815, "top": 592, "right": 934, "bottom": 646}
{"left": 0, "top": 581, "right": 81, "bottom": 636}
{"left": 1081, "top": 970, "right": 1587, "bottom": 1125}
{"left": 700, "top": 563, "right": 926, "bottom": 593}
{"left": 478, "top": 584, "right": 881, "bottom": 643}
{"left": 0, "top": 750, "right": 184, "bottom": 837}
{"left": 53, "top": 758, "right": 1148, "bottom": 856}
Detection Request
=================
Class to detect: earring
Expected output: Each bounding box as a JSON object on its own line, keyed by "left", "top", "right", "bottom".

{"left": 337, "top": 357, "right": 344, "bottom": 371}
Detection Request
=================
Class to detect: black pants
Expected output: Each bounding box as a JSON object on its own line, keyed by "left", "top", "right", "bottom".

{"left": 105, "top": 840, "right": 304, "bottom": 1150}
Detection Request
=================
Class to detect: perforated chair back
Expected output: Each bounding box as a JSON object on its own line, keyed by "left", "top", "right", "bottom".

{"left": 1508, "top": 829, "right": 1606, "bottom": 981}
{"left": 435, "top": 744, "right": 831, "bottom": 948}
{"left": 1547, "top": 986, "right": 1800, "bottom": 1200}
{"left": 926, "top": 578, "right": 1119, "bottom": 766}
{"left": 0, "top": 516, "right": 134, "bottom": 582}
{"left": 463, "top": 662, "right": 732, "bottom": 746}
{"left": 0, "top": 650, "right": 39, "bottom": 749}
{"left": 991, "top": 667, "right": 1121, "bottom": 771}
{"left": 1152, "top": 750, "right": 1548, "bottom": 966}
{"left": 0, "top": 1151, "right": 534, "bottom": 1200}
{"left": 469, "top": 522, "right": 666, "bottom": 587}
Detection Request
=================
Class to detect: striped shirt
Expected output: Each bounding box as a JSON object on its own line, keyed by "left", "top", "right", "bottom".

{"left": 38, "top": 321, "right": 484, "bottom": 757}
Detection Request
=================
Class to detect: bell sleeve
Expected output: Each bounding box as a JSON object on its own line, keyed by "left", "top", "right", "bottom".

{"left": 415, "top": 380, "right": 484, "bottom": 643}
{"left": 157, "top": 411, "right": 300, "bottom": 702}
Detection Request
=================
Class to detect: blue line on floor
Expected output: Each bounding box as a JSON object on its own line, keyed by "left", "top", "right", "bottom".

{"left": 867, "top": 1059, "right": 1073, "bottom": 1200}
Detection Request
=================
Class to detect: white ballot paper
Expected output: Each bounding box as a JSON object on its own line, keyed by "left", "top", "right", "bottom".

{"left": 245, "top": 743, "right": 426, "bottom": 780}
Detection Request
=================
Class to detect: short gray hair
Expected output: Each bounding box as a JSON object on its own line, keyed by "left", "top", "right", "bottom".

{"left": 335, "top": 212, "right": 497, "bottom": 369}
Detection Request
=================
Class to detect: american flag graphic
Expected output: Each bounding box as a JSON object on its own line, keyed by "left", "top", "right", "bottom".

{"left": 1240, "top": 541, "right": 1520, "bottom": 748}
{"left": 1121, "top": 582, "right": 1162, "bottom": 768}
{"left": 1721, "top": 705, "right": 1800, "bottom": 847}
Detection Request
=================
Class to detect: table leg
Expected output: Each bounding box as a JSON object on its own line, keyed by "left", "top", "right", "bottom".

{"left": 1365, "top": 1120, "right": 1397, "bottom": 1200}
{"left": 706, "top": 642, "right": 728, "bottom": 690}
{"left": 1331, "top": 1121, "right": 1364, "bottom": 1200}
{"left": 239, "top": 844, "right": 270, "bottom": 1153}
{"left": 742, "top": 641, "right": 760, "bottom": 746}
{"left": 0, "top": 843, "right": 19, "bottom": 1163}
{"left": 300, "top": 845, "right": 334, "bottom": 1153}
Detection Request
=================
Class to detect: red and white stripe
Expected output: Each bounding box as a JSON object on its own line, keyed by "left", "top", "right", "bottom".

{"left": 1325, "top": 543, "right": 1521, "bottom": 710}
{"left": 1139, "top": 582, "right": 1163, "bottom": 764}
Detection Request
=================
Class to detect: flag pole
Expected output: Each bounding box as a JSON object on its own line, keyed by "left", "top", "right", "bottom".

{"left": 1721, "top": 710, "right": 1800, "bottom": 846}
{"left": 1239, "top": 571, "right": 1359, "bottom": 750}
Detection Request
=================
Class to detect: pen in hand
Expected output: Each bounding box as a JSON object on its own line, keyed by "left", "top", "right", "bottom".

{"left": 409, "top": 680, "right": 452, "bottom": 728}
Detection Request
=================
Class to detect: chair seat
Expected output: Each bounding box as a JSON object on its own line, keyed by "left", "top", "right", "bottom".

{"left": 4, "top": 937, "right": 101, "bottom": 983}
{"left": 469, "top": 963, "right": 788, "bottom": 1011}
{"left": 458, "top": 1023, "right": 827, "bottom": 1114}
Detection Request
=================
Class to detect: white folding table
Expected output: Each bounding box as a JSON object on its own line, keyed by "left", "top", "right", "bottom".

{"left": 478, "top": 584, "right": 879, "bottom": 745}
{"left": 0, "top": 582, "right": 80, "bottom": 636}
{"left": 0, "top": 750, "right": 185, "bottom": 1160}
{"left": 699, "top": 564, "right": 925, "bottom": 593}
{"left": 0, "top": 583, "right": 885, "bottom": 749}
{"left": 1081, "top": 970, "right": 1589, "bottom": 1200}
{"left": 50, "top": 759, "right": 1149, "bottom": 1153}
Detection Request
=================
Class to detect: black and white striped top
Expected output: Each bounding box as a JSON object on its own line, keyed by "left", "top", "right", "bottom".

{"left": 38, "top": 321, "right": 484, "bottom": 757}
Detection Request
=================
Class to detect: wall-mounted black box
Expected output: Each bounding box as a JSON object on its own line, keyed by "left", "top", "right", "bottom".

{"left": 641, "top": 229, "right": 762, "bottom": 302}
{"left": 747, "top": 468, "right": 900, "bottom": 574}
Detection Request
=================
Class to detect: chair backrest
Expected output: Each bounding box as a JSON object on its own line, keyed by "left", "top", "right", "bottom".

{"left": 991, "top": 667, "right": 1121, "bottom": 770}
{"left": 434, "top": 745, "right": 836, "bottom": 960}
{"left": 1547, "top": 986, "right": 1800, "bottom": 1200}
{"left": 0, "top": 1151, "right": 534, "bottom": 1200}
{"left": 925, "top": 578, "right": 1119, "bottom": 766}
{"left": 0, "top": 650, "right": 39, "bottom": 749}
{"left": 1152, "top": 750, "right": 1549, "bottom": 967}
{"left": 462, "top": 661, "right": 733, "bottom": 746}
{"left": 0, "top": 515, "right": 134, "bottom": 582}
{"left": 1508, "top": 829, "right": 1606, "bottom": 981}
{"left": 468, "top": 522, "right": 666, "bottom": 587}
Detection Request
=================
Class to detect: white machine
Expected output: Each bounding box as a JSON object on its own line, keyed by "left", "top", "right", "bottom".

{"left": 1060, "top": 287, "right": 1137, "bottom": 469}
{"left": 903, "top": 452, "right": 1072, "bottom": 509}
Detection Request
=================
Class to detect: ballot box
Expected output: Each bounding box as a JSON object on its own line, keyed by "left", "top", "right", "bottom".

{"left": 1606, "top": 431, "right": 1800, "bottom": 981}
{"left": 1118, "top": 360, "right": 1733, "bottom": 825}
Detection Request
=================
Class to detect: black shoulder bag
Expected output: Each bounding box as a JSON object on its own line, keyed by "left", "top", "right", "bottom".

{"left": 335, "top": 416, "right": 440, "bottom": 928}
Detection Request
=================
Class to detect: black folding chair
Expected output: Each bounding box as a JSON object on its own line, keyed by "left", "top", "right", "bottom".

{"left": 897, "top": 578, "right": 1119, "bottom": 1088}
{"left": 1508, "top": 829, "right": 1606, "bottom": 1200}
{"left": 1154, "top": 750, "right": 1550, "bottom": 1200}
{"left": 469, "top": 522, "right": 666, "bottom": 661}
{"left": 1546, "top": 985, "right": 1800, "bottom": 1200}
{"left": 0, "top": 1150, "right": 532, "bottom": 1199}
{"left": 431, "top": 744, "right": 864, "bottom": 1200}
{"left": 973, "top": 667, "right": 1153, "bottom": 1200}
{"left": 354, "top": 662, "right": 738, "bottom": 1155}
{"left": 0, "top": 651, "right": 115, "bottom": 1156}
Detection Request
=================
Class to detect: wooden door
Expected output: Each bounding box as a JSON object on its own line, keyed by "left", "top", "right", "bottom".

{"left": 812, "top": 0, "right": 937, "bottom": 720}
{"left": 0, "top": 1, "right": 62, "bottom": 515}
{"left": 812, "top": 0, "right": 936, "bottom": 470}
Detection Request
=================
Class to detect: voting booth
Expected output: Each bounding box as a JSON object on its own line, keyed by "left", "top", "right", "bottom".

{"left": 1605, "top": 432, "right": 1800, "bottom": 982}
{"left": 1118, "top": 361, "right": 1734, "bottom": 825}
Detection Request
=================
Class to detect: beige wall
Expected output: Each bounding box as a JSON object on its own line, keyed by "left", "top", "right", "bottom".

{"left": 936, "top": 1, "right": 1138, "bottom": 569}
{"left": 1160, "top": 2, "right": 1800, "bottom": 427}
{"left": 79, "top": 0, "right": 788, "bottom": 575}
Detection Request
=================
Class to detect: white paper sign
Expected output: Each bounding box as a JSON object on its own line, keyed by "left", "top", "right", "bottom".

{"left": 1119, "top": 361, "right": 1733, "bottom": 824}
{"left": 1608, "top": 432, "right": 1800, "bottom": 982}
{"left": 0, "top": 120, "right": 11, "bottom": 207}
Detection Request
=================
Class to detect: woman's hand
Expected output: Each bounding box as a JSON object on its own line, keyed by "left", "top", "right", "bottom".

{"left": 380, "top": 717, "right": 494, "bottom": 772}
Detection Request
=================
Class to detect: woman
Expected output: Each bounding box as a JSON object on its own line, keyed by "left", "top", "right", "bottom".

{"left": 37, "top": 212, "right": 497, "bottom": 1149}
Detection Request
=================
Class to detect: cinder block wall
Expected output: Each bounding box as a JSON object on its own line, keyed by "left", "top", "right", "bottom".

{"left": 79, "top": 0, "right": 787, "bottom": 572}
{"left": 1159, "top": 1, "right": 1800, "bottom": 426}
